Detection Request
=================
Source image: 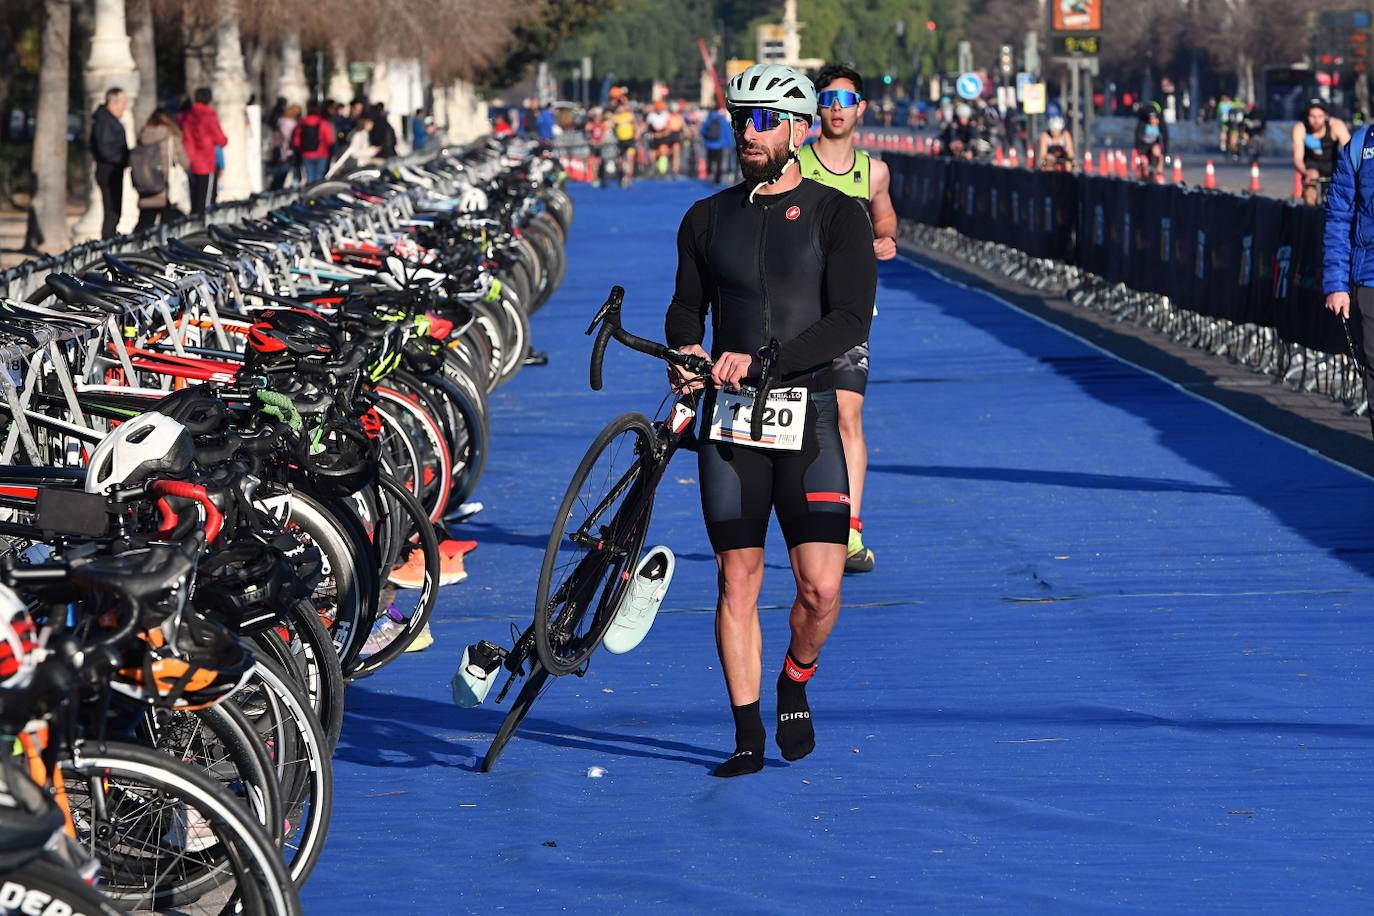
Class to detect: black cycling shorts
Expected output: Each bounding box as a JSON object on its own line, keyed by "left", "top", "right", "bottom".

{"left": 697, "top": 388, "right": 850, "bottom": 552}
{"left": 832, "top": 341, "right": 870, "bottom": 395}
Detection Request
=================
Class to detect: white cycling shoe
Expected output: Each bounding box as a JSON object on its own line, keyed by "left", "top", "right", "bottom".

{"left": 603, "top": 546, "right": 674, "bottom": 655}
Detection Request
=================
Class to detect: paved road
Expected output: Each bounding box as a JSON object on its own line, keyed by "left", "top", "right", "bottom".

{"left": 305, "top": 180, "right": 1373, "bottom": 911}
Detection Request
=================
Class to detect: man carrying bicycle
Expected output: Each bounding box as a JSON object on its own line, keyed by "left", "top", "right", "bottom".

{"left": 664, "top": 63, "right": 877, "bottom": 777}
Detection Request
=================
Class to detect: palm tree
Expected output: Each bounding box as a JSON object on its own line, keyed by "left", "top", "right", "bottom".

{"left": 26, "top": 0, "right": 71, "bottom": 254}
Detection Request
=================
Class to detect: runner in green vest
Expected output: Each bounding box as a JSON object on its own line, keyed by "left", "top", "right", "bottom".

{"left": 798, "top": 63, "right": 898, "bottom": 574}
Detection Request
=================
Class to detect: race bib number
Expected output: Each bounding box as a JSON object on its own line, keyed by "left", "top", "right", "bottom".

{"left": 709, "top": 386, "right": 806, "bottom": 451}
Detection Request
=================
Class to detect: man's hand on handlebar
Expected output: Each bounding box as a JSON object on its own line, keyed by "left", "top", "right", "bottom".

{"left": 712, "top": 351, "right": 761, "bottom": 391}
{"left": 668, "top": 344, "right": 710, "bottom": 393}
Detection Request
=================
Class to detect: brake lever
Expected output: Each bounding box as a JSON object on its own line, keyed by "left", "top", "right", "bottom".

{"left": 749, "top": 339, "right": 781, "bottom": 442}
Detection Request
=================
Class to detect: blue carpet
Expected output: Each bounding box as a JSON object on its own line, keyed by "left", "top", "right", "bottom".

{"left": 304, "top": 180, "right": 1374, "bottom": 913}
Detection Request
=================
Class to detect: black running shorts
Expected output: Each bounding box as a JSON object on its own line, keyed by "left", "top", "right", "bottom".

{"left": 832, "top": 341, "right": 870, "bottom": 395}
{"left": 697, "top": 388, "right": 850, "bottom": 552}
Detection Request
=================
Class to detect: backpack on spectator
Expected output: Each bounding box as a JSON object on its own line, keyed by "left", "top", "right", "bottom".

{"left": 296, "top": 120, "right": 321, "bottom": 154}
{"left": 130, "top": 140, "right": 167, "bottom": 196}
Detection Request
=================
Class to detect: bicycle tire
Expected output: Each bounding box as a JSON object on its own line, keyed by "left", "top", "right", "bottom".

{"left": 480, "top": 662, "right": 551, "bottom": 773}
{"left": 63, "top": 739, "right": 302, "bottom": 916}
{"left": 348, "top": 471, "right": 440, "bottom": 678}
{"left": 533, "top": 412, "right": 656, "bottom": 675}
{"left": 0, "top": 855, "right": 124, "bottom": 916}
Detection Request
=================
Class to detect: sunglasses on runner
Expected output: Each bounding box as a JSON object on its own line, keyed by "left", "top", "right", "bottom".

{"left": 730, "top": 108, "right": 791, "bottom": 134}
{"left": 818, "top": 89, "right": 862, "bottom": 109}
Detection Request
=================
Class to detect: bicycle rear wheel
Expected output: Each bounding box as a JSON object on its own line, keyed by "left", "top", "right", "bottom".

{"left": 533, "top": 412, "right": 656, "bottom": 676}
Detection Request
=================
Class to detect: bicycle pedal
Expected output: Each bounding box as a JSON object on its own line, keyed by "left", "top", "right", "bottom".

{"left": 451, "top": 639, "right": 506, "bottom": 707}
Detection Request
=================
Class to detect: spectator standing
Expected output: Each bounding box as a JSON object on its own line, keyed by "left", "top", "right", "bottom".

{"left": 368, "top": 104, "right": 397, "bottom": 159}
{"left": 699, "top": 104, "right": 732, "bottom": 184}
{"left": 1323, "top": 118, "right": 1374, "bottom": 438}
{"left": 292, "top": 100, "right": 335, "bottom": 185}
{"left": 131, "top": 108, "right": 190, "bottom": 230}
{"left": 90, "top": 87, "right": 131, "bottom": 239}
{"left": 536, "top": 104, "right": 557, "bottom": 145}
{"left": 334, "top": 99, "right": 362, "bottom": 156}
{"left": 269, "top": 103, "right": 301, "bottom": 190}
{"left": 411, "top": 109, "right": 430, "bottom": 152}
{"left": 179, "top": 87, "right": 228, "bottom": 213}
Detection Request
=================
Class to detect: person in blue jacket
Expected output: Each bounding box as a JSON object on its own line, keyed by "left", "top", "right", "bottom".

{"left": 699, "top": 104, "right": 732, "bottom": 184}
{"left": 1323, "top": 122, "right": 1374, "bottom": 431}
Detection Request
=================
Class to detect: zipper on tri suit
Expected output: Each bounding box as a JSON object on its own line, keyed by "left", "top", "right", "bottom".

{"left": 757, "top": 203, "right": 770, "bottom": 359}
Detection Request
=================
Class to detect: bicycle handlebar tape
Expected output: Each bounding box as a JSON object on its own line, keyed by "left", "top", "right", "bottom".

{"left": 149, "top": 480, "right": 224, "bottom": 544}
{"left": 590, "top": 321, "right": 612, "bottom": 391}
{"left": 257, "top": 390, "right": 304, "bottom": 433}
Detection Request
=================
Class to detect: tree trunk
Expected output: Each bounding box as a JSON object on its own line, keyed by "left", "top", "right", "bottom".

{"left": 183, "top": 6, "right": 215, "bottom": 94}
{"left": 1237, "top": 53, "right": 1255, "bottom": 104}
{"left": 28, "top": 0, "right": 72, "bottom": 254}
{"left": 128, "top": 0, "right": 155, "bottom": 123}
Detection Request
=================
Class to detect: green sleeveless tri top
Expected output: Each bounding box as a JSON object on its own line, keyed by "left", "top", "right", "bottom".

{"left": 798, "top": 143, "right": 870, "bottom": 200}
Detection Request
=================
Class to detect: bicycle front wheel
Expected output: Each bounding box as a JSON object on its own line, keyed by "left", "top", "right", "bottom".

{"left": 534, "top": 412, "right": 656, "bottom": 675}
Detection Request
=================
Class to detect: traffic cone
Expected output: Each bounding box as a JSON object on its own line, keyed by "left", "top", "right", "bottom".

{"left": 1204, "top": 160, "right": 1217, "bottom": 189}
{"left": 1249, "top": 162, "right": 1261, "bottom": 193}
{"left": 1118, "top": 150, "right": 1128, "bottom": 178}
{"left": 1156, "top": 160, "right": 1166, "bottom": 185}
{"left": 932, "top": 139, "right": 941, "bottom": 156}
{"left": 1292, "top": 169, "right": 1303, "bottom": 200}
{"left": 1130, "top": 150, "right": 1140, "bottom": 178}
{"left": 995, "top": 145, "right": 1004, "bottom": 166}
{"left": 1172, "top": 156, "right": 1183, "bottom": 184}
{"left": 697, "top": 151, "right": 707, "bottom": 180}
{"left": 1009, "top": 146, "right": 1019, "bottom": 168}
{"left": 1084, "top": 150, "right": 1094, "bottom": 174}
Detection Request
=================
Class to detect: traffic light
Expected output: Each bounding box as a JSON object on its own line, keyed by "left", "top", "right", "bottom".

{"left": 883, "top": 74, "right": 893, "bottom": 85}
{"left": 999, "top": 45, "right": 1014, "bottom": 76}
{"left": 926, "top": 20, "right": 937, "bottom": 32}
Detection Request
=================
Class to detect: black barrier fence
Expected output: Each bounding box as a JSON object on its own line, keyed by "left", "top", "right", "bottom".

{"left": 885, "top": 157, "right": 1342, "bottom": 355}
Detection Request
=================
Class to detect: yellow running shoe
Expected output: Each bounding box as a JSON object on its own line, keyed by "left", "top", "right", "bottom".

{"left": 845, "top": 528, "right": 874, "bottom": 574}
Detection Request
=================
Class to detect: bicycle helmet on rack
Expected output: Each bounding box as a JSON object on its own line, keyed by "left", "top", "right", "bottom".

{"left": 85, "top": 412, "right": 194, "bottom": 494}
{"left": 113, "top": 609, "right": 255, "bottom": 710}
{"left": 192, "top": 542, "right": 298, "bottom": 635}
{"left": 246, "top": 308, "right": 339, "bottom": 361}
{"left": 152, "top": 386, "right": 232, "bottom": 436}
{"left": 0, "top": 583, "right": 39, "bottom": 689}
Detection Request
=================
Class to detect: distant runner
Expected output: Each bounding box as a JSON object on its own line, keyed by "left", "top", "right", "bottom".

{"left": 1293, "top": 99, "right": 1349, "bottom": 206}
{"left": 798, "top": 62, "right": 897, "bottom": 573}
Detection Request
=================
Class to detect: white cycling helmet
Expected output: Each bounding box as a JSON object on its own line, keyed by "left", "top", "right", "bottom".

{"left": 725, "top": 64, "right": 817, "bottom": 201}
{"left": 1048, "top": 115, "right": 1065, "bottom": 133}
{"left": 725, "top": 63, "right": 818, "bottom": 121}
{"left": 955, "top": 103, "right": 972, "bottom": 119}
{"left": 85, "top": 412, "right": 194, "bottom": 494}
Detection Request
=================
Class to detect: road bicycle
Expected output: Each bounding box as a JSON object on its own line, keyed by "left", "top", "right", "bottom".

{"left": 454, "top": 285, "right": 778, "bottom": 771}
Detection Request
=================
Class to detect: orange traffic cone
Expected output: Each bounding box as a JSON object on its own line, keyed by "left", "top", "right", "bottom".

{"left": 1172, "top": 156, "right": 1183, "bottom": 184}
{"left": 1204, "top": 160, "right": 1217, "bottom": 189}
{"left": 1249, "top": 162, "right": 1261, "bottom": 193}
{"left": 1156, "top": 160, "right": 1166, "bottom": 185}
{"left": 697, "top": 151, "right": 707, "bottom": 180}
{"left": 1292, "top": 169, "right": 1304, "bottom": 200}
{"left": 1009, "top": 146, "right": 1019, "bottom": 168}
{"left": 1084, "top": 150, "right": 1094, "bottom": 174}
{"left": 995, "top": 145, "right": 1004, "bottom": 166}
{"left": 932, "top": 139, "right": 941, "bottom": 156}
{"left": 1118, "top": 150, "right": 1128, "bottom": 178}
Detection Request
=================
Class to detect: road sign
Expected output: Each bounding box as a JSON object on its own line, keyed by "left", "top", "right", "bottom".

{"left": 956, "top": 72, "right": 984, "bottom": 100}
{"left": 1016, "top": 72, "right": 1034, "bottom": 101}
{"left": 1023, "top": 82, "right": 1047, "bottom": 114}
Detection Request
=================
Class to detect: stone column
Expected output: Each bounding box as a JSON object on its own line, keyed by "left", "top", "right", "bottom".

{"left": 73, "top": 0, "right": 140, "bottom": 241}
{"left": 212, "top": 2, "right": 252, "bottom": 202}
{"left": 277, "top": 32, "right": 309, "bottom": 108}
{"left": 444, "top": 80, "right": 489, "bottom": 144}
{"left": 327, "top": 43, "right": 353, "bottom": 104}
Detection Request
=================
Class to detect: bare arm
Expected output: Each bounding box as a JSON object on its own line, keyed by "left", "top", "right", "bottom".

{"left": 867, "top": 158, "right": 898, "bottom": 261}
{"left": 1292, "top": 122, "right": 1307, "bottom": 175}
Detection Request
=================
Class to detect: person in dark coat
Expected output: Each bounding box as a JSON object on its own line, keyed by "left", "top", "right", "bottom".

{"left": 91, "top": 87, "right": 131, "bottom": 238}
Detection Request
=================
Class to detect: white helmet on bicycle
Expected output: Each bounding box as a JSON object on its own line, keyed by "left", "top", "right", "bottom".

{"left": 85, "top": 412, "right": 194, "bottom": 494}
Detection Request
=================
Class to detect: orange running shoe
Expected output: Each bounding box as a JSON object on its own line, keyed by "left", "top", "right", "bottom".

{"left": 387, "top": 548, "right": 432, "bottom": 590}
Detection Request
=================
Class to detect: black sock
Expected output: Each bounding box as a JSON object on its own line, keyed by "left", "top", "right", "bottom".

{"left": 712, "top": 700, "right": 765, "bottom": 778}
{"left": 776, "top": 653, "right": 816, "bottom": 761}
